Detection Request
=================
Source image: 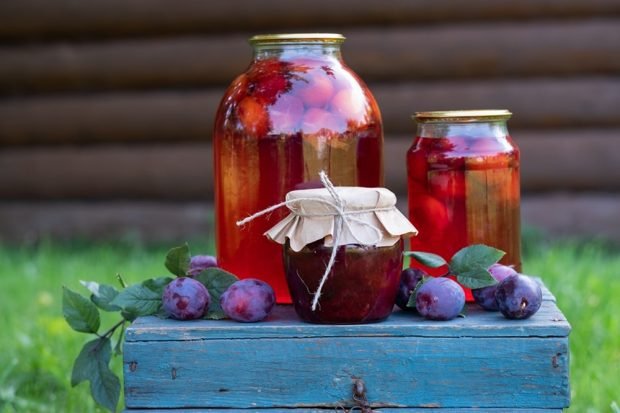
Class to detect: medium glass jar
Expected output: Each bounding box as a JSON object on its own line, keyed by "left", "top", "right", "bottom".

{"left": 214, "top": 34, "right": 384, "bottom": 303}
{"left": 407, "top": 110, "right": 521, "bottom": 299}
{"left": 265, "top": 185, "right": 417, "bottom": 324}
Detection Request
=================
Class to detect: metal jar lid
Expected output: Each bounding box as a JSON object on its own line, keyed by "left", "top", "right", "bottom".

{"left": 413, "top": 110, "right": 512, "bottom": 123}
{"left": 249, "top": 33, "right": 346, "bottom": 44}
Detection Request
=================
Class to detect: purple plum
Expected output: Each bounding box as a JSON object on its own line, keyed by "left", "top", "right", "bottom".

{"left": 472, "top": 264, "right": 518, "bottom": 311}
{"left": 187, "top": 255, "right": 218, "bottom": 276}
{"left": 395, "top": 268, "right": 426, "bottom": 311}
{"left": 416, "top": 277, "right": 465, "bottom": 321}
{"left": 162, "top": 277, "right": 211, "bottom": 320}
{"left": 220, "top": 279, "right": 275, "bottom": 322}
{"left": 495, "top": 274, "right": 543, "bottom": 320}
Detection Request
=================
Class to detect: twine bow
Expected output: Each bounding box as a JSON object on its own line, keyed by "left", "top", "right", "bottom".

{"left": 236, "top": 171, "right": 391, "bottom": 311}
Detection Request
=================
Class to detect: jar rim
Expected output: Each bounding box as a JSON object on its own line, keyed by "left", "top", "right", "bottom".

{"left": 413, "top": 109, "right": 512, "bottom": 123}
{"left": 249, "top": 33, "right": 346, "bottom": 44}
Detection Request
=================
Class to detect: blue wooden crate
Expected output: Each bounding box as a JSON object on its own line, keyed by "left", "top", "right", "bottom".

{"left": 122, "top": 282, "right": 570, "bottom": 412}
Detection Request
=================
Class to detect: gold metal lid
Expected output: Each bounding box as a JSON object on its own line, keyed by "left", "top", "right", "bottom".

{"left": 249, "top": 33, "right": 346, "bottom": 44}
{"left": 414, "top": 110, "right": 512, "bottom": 123}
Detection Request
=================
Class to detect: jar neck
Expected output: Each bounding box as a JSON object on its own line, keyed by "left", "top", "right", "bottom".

{"left": 416, "top": 121, "right": 509, "bottom": 139}
{"left": 252, "top": 42, "right": 343, "bottom": 62}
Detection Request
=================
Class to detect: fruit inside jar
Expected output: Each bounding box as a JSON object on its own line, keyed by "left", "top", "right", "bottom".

{"left": 213, "top": 34, "right": 383, "bottom": 303}
{"left": 407, "top": 111, "right": 521, "bottom": 301}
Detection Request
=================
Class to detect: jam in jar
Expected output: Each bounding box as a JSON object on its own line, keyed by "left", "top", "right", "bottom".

{"left": 213, "top": 34, "right": 384, "bottom": 303}
{"left": 407, "top": 110, "right": 521, "bottom": 300}
{"left": 265, "top": 184, "right": 417, "bottom": 324}
{"left": 284, "top": 240, "right": 403, "bottom": 324}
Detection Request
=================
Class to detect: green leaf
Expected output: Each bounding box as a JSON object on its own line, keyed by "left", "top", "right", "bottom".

{"left": 405, "top": 292, "right": 417, "bottom": 309}
{"left": 194, "top": 268, "right": 239, "bottom": 318}
{"left": 456, "top": 266, "right": 499, "bottom": 289}
{"left": 165, "top": 243, "right": 191, "bottom": 276}
{"left": 404, "top": 251, "right": 448, "bottom": 268}
{"left": 142, "top": 277, "right": 174, "bottom": 295}
{"left": 71, "top": 338, "right": 110, "bottom": 387}
{"left": 62, "top": 287, "right": 101, "bottom": 334}
{"left": 204, "top": 308, "right": 228, "bottom": 320}
{"left": 449, "top": 244, "right": 505, "bottom": 276}
{"left": 110, "top": 283, "right": 162, "bottom": 317}
{"left": 405, "top": 276, "right": 430, "bottom": 309}
{"left": 71, "top": 338, "right": 120, "bottom": 412}
{"left": 81, "top": 281, "right": 121, "bottom": 312}
{"left": 114, "top": 325, "right": 125, "bottom": 356}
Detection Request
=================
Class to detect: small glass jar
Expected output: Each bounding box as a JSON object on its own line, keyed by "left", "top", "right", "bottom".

{"left": 284, "top": 240, "right": 403, "bottom": 324}
{"left": 407, "top": 110, "right": 521, "bottom": 299}
{"left": 265, "top": 185, "right": 417, "bottom": 324}
{"left": 214, "top": 34, "right": 384, "bottom": 304}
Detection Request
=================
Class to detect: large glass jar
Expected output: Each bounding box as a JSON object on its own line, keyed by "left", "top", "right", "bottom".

{"left": 214, "top": 34, "right": 384, "bottom": 303}
{"left": 407, "top": 110, "right": 521, "bottom": 300}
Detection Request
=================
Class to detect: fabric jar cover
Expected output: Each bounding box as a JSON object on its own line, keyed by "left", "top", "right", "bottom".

{"left": 265, "top": 186, "right": 418, "bottom": 252}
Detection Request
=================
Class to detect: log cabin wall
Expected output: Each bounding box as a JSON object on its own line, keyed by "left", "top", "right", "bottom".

{"left": 1, "top": 0, "right": 619, "bottom": 242}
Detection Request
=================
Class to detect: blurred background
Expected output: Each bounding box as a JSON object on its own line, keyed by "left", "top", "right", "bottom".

{"left": 0, "top": 2, "right": 619, "bottom": 412}
{"left": 1, "top": 0, "right": 619, "bottom": 243}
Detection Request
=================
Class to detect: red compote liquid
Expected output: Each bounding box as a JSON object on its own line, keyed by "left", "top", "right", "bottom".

{"left": 284, "top": 240, "right": 404, "bottom": 324}
{"left": 407, "top": 111, "right": 521, "bottom": 301}
{"left": 213, "top": 34, "right": 383, "bottom": 303}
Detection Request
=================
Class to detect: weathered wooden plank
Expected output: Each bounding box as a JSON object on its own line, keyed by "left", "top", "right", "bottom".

{"left": 123, "top": 334, "right": 569, "bottom": 408}
{"left": 2, "top": 194, "right": 620, "bottom": 244}
{"left": 0, "top": 91, "right": 219, "bottom": 145}
{"left": 126, "top": 300, "right": 567, "bottom": 343}
{"left": 2, "top": 194, "right": 618, "bottom": 244}
{"left": 0, "top": 143, "right": 211, "bottom": 199}
{"left": 1, "top": 130, "right": 619, "bottom": 199}
{"left": 1, "top": 0, "right": 618, "bottom": 40}
{"left": 2, "top": 78, "right": 620, "bottom": 145}
{"left": 2, "top": 20, "right": 619, "bottom": 93}
{"left": 375, "top": 78, "right": 620, "bottom": 134}
{"left": 385, "top": 130, "right": 620, "bottom": 193}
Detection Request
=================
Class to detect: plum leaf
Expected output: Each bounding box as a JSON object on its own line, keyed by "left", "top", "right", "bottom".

{"left": 63, "top": 287, "right": 101, "bottom": 334}
{"left": 165, "top": 243, "right": 191, "bottom": 276}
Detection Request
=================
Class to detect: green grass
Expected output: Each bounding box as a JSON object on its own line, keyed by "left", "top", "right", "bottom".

{"left": 0, "top": 234, "right": 618, "bottom": 412}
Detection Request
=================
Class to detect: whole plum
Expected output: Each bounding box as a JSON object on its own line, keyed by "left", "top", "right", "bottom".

{"left": 187, "top": 255, "right": 218, "bottom": 276}
{"left": 495, "top": 274, "right": 542, "bottom": 320}
{"left": 395, "top": 268, "right": 426, "bottom": 311}
{"left": 162, "top": 277, "right": 211, "bottom": 320}
{"left": 415, "top": 277, "right": 465, "bottom": 321}
{"left": 472, "top": 264, "right": 517, "bottom": 311}
{"left": 220, "top": 279, "right": 275, "bottom": 322}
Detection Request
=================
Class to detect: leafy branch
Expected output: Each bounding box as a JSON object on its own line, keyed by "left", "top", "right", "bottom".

{"left": 62, "top": 243, "right": 236, "bottom": 412}
{"left": 404, "top": 244, "right": 505, "bottom": 309}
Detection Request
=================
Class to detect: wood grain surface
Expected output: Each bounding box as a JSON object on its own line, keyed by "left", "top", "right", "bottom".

{"left": 2, "top": 78, "right": 619, "bottom": 145}
{"left": 2, "top": 130, "right": 619, "bottom": 199}
{"left": 2, "top": 0, "right": 618, "bottom": 40}
{"left": 123, "top": 297, "right": 569, "bottom": 409}
{"left": 2, "top": 20, "right": 618, "bottom": 93}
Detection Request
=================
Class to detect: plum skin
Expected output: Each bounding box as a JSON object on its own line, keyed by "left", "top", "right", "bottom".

{"left": 187, "top": 255, "right": 218, "bottom": 277}
{"left": 495, "top": 274, "right": 543, "bottom": 320}
{"left": 220, "top": 279, "right": 276, "bottom": 323}
{"left": 472, "top": 264, "right": 518, "bottom": 311}
{"left": 415, "top": 277, "right": 465, "bottom": 321}
{"left": 162, "top": 277, "right": 211, "bottom": 320}
{"left": 395, "top": 268, "right": 426, "bottom": 311}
